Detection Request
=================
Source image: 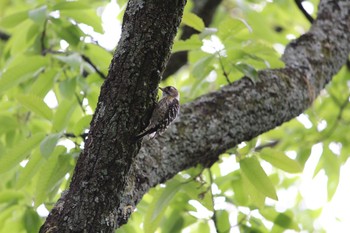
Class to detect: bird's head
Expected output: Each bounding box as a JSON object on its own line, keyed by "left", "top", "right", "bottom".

{"left": 159, "top": 86, "right": 179, "bottom": 100}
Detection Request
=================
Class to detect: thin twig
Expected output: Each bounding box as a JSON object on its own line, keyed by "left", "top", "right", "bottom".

{"left": 81, "top": 55, "right": 107, "bottom": 79}
{"left": 40, "top": 19, "right": 49, "bottom": 55}
{"left": 181, "top": 166, "right": 206, "bottom": 185}
{"left": 328, "top": 91, "right": 342, "bottom": 107}
{"left": 254, "top": 140, "right": 280, "bottom": 151}
{"left": 319, "top": 93, "right": 350, "bottom": 142}
{"left": 208, "top": 169, "right": 219, "bottom": 232}
{"left": 64, "top": 133, "right": 89, "bottom": 140}
{"left": 230, "top": 214, "right": 248, "bottom": 229}
{"left": 75, "top": 93, "right": 86, "bottom": 115}
{"left": 39, "top": 18, "right": 107, "bottom": 79}
{"left": 294, "top": 0, "right": 314, "bottom": 23}
{"left": 217, "top": 52, "right": 231, "bottom": 84}
{"left": 294, "top": 0, "right": 350, "bottom": 71}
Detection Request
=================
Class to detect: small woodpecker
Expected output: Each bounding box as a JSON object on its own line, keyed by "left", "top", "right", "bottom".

{"left": 135, "top": 86, "right": 180, "bottom": 140}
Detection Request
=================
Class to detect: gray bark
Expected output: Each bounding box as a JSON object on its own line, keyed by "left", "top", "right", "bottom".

{"left": 123, "top": 0, "right": 350, "bottom": 226}
{"left": 40, "top": 0, "right": 187, "bottom": 232}
{"left": 40, "top": 0, "right": 350, "bottom": 232}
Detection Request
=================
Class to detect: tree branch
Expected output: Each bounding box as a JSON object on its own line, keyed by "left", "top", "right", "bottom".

{"left": 40, "top": 0, "right": 350, "bottom": 231}
{"left": 81, "top": 54, "right": 107, "bottom": 79}
{"left": 295, "top": 0, "right": 314, "bottom": 23}
{"left": 120, "top": 0, "right": 350, "bottom": 226}
{"left": 40, "top": 19, "right": 107, "bottom": 79}
{"left": 294, "top": 0, "right": 350, "bottom": 71}
{"left": 319, "top": 92, "right": 350, "bottom": 141}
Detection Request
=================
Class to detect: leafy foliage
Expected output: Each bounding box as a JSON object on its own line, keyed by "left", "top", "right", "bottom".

{"left": 1, "top": 0, "right": 349, "bottom": 232}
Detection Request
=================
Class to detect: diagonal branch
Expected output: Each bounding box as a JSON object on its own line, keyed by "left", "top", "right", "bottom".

{"left": 119, "top": 0, "right": 350, "bottom": 227}
{"left": 40, "top": 19, "right": 107, "bottom": 79}
{"left": 295, "top": 0, "right": 314, "bottom": 23}
{"left": 40, "top": 0, "right": 350, "bottom": 231}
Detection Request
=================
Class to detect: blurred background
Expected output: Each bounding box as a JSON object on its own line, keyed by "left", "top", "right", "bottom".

{"left": 1, "top": 0, "right": 350, "bottom": 232}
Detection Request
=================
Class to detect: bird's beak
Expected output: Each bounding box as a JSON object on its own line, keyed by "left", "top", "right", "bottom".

{"left": 159, "top": 87, "right": 164, "bottom": 91}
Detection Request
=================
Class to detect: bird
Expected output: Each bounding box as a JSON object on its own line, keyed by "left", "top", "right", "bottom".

{"left": 135, "top": 86, "right": 180, "bottom": 140}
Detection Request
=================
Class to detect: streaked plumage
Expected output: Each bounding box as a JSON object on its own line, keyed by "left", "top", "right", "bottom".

{"left": 135, "top": 86, "right": 180, "bottom": 140}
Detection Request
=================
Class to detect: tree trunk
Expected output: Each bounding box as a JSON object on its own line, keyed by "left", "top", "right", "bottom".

{"left": 40, "top": 0, "right": 187, "bottom": 232}
{"left": 40, "top": 0, "right": 350, "bottom": 232}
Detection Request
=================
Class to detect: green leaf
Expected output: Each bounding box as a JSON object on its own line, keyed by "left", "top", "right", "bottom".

{"left": 52, "top": 100, "right": 77, "bottom": 132}
{"left": 240, "top": 156, "right": 278, "bottom": 200}
{"left": 35, "top": 146, "right": 67, "bottom": 206}
{"left": 274, "top": 213, "right": 299, "bottom": 231}
{"left": 0, "top": 206, "right": 19, "bottom": 228}
{"left": 192, "top": 55, "right": 214, "bottom": 79}
{"left": 73, "top": 115, "right": 92, "bottom": 135}
{"left": 160, "top": 209, "right": 185, "bottom": 233}
{"left": 218, "top": 18, "right": 251, "bottom": 41}
{"left": 260, "top": 208, "right": 299, "bottom": 231}
{"left": 0, "top": 56, "right": 48, "bottom": 94}
{"left": 237, "top": 143, "right": 251, "bottom": 156}
{"left": 216, "top": 210, "right": 230, "bottom": 233}
{"left": 60, "top": 10, "right": 103, "bottom": 33}
{"left": 86, "top": 86, "right": 100, "bottom": 111}
{"left": 17, "top": 94, "right": 53, "bottom": 120}
{"left": 231, "top": 173, "right": 249, "bottom": 206}
{"left": 49, "top": 153, "right": 73, "bottom": 187}
{"left": 196, "top": 221, "right": 210, "bottom": 233}
{"left": 172, "top": 35, "right": 202, "bottom": 53}
{"left": 54, "top": 53, "right": 82, "bottom": 69}
{"left": 235, "top": 63, "right": 259, "bottom": 83}
{"left": 0, "top": 11, "right": 28, "bottom": 28}
{"left": 296, "top": 147, "right": 311, "bottom": 167}
{"left": 182, "top": 12, "right": 205, "bottom": 32}
{"left": 323, "top": 147, "right": 340, "bottom": 201}
{"left": 241, "top": 171, "right": 265, "bottom": 208}
{"left": 59, "top": 78, "right": 76, "bottom": 99}
{"left": 198, "top": 27, "right": 218, "bottom": 39}
{"left": 83, "top": 44, "right": 112, "bottom": 71}
{"left": 28, "top": 5, "right": 47, "bottom": 25}
{"left": 23, "top": 207, "right": 41, "bottom": 233}
{"left": 15, "top": 149, "right": 45, "bottom": 189}
{"left": 144, "top": 180, "right": 182, "bottom": 233}
{"left": 0, "top": 114, "right": 18, "bottom": 134}
{"left": 0, "top": 133, "right": 45, "bottom": 174}
{"left": 52, "top": 1, "right": 91, "bottom": 10}
{"left": 4, "top": 20, "right": 38, "bottom": 54}
{"left": 30, "top": 69, "right": 58, "bottom": 98}
{"left": 40, "top": 133, "right": 61, "bottom": 158}
{"left": 56, "top": 24, "right": 83, "bottom": 47}
{"left": 0, "top": 190, "right": 24, "bottom": 203}
{"left": 259, "top": 148, "right": 303, "bottom": 173}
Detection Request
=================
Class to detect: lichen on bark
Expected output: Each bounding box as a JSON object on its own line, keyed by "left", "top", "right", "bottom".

{"left": 40, "top": 0, "right": 350, "bottom": 232}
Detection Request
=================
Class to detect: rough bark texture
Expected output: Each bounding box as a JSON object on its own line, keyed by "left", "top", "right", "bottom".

{"left": 40, "top": 0, "right": 350, "bottom": 232}
{"left": 40, "top": 0, "right": 186, "bottom": 232}
{"left": 121, "top": 0, "right": 350, "bottom": 227}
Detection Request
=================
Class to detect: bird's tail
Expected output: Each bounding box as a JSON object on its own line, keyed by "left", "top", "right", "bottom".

{"left": 133, "top": 127, "right": 157, "bottom": 141}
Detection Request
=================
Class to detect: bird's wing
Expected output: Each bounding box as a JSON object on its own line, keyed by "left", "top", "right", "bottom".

{"left": 153, "top": 98, "right": 179, "bottom": 135}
